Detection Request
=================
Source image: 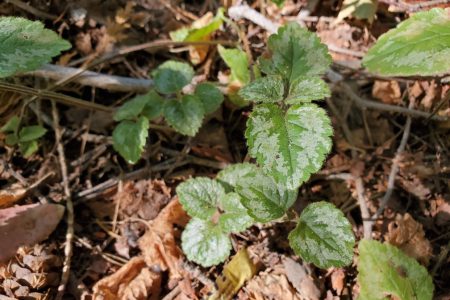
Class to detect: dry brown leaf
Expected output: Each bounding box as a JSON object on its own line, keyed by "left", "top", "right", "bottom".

{"left": 385, "top": 213, "right": 433, "bottom": 265}
{"left": 138, "top": 199, "right": 190, "bottom": 284}
{"left": 283, "top": 257, "right": 320, "bottom": 300}
{"left": 372, "top": 80, "right": 402, "bottom": 105}
{"left": 330, "top": 268, "right": 346, "bottom": 296}
{"left": 0, "top": 184, "right": 27, "bottom": 208}
{"left": 245, "top": 271, "right": 301, "bottom": 300}
{"left": 93, "top": 256, "right": 160, "bottom": 300}
{"left": 0, "top": 204, "right": 64, "bottom": 262}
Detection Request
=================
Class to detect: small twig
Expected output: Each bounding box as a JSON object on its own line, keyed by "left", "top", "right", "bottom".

{"left": 52, "top": 101, "right": 74, "bottom": 300}
{"left": 327, "top": 173, "right": 371, "bottom": 239}
{"left": 338, "top": 82, "right": 448, "bottom": 122}
{"left": 378, "top": 0, "right": 450, "bottom": 11}
{"left": 369, "top": 99, "right": 414, "bottom": 231}
{"left": 228, "top": 4, "right": 279, "bottom": 34}
{"left": 6, "top": 0, "right": 57, "bottom": 20}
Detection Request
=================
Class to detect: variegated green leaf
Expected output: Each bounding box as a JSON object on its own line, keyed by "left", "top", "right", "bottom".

{"left": 112, "top": 117, "right": 149, "bottom": 164}
{"left": 219, "top": 193, "right": 254, "bottom": 233}
{"left": 163, "top": 95, "right": 205, "bottom": 136}
{"left": 235, "top": 168, "right": 298, "bottom": 222}
{"left": 239, "top": 76, "right": 285, "bottom": 103}
{"left": 358, "top": 240, "right": 434, "bottom": 300}
{"left": 286, "top": 76, "right": 331, "bottom": 104}
{"left": 182, "top": 218, "right": 231, "bottom": 267}
{"left": 288, "top": 202, "right": 355, "bottom": 269}
{"left": 246, "top": 103, "right": 332, "bottom": 190}
{"left": 176, "top": 177, "right": 225, "bottom": 220}
{"left": 0, "top": 17, "right": 71, "bottom": 78}
{"left": 363, "top": 8, "right": 450, "bottom": 76}
{"left": 259, "top": 22, "right": 331, "bottom": 85}
{"left": 217, "top": 163, "right": 259, "bottom": 192}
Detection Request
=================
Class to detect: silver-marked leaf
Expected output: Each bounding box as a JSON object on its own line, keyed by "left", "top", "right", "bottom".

{"left": 286, "top": 76, "right": 331, "bottom": 104}
{"left": 219, "top": 193, "right": 254, "bottom": 233}
{"left": 18, "top": 125, "right": 46, "bottom": 142}
{"left": 176, "top": 177, "right": 225, "bottom": 220}
{"left": 0, "top": 17, "right": 71, "bottom": 78}
{"left": 358, "top": 240, "right": 434, "bottom": 300}
{"left": 259, "top": 22, "right": 331, "bottom": 84}
{"left": 217, "top": 163, "right": 259, "bottom": 192}
{"left": 288, "top": 202, "right": 355, "bottom": 269}
{"left": 182, "top": 218, "right": 231, "bottom": 267}
{"left": 141, "top": 90, "right": 164, "bottom": 120}
{"left": 246, "top": 103, "right": 332, "bottom": 190}
{"left": 163, "top": 95, "right": 205, "bottom": 136}
{"left": 236, "top": 169, "right": 298, "bottom": 223}
{"left": 363, "top": 8, "right": 450, "bottom": 76}
{"left": 218, "top": 45, "right": 250, "bottom": 84}
{"left": 112, "top": 117, "right": 149, "bottom": 164}
{"left": 239, "top": 76, "right": 284, "bottom": 103}
{"left": 114, "top": 94, "right": 149, "bottom": 121}
{"left": 195, "top": 82, "right": 224, "bottom": 114}
{"left": 151, "top": 60, "right": 195, "bottom": 94}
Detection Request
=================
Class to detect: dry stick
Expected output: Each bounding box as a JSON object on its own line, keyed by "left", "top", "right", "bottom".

{"left": 51, "top": 101, "right": 74, "bottom": 300}
{"left": 378, "top": 0, "right": 450, "bottom": 11}
{"left": 5, "top": 0, "right": 58, "bottom": 20}
{"left": 367, "top": 99, "right": 415, "bottom": 236}
{"left": 328, "top": 173, "right": 371, "bottom": 239}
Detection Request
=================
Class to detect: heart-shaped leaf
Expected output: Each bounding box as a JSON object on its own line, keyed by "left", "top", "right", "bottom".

{"left": 363, "top": 8, "right": 450, "bottom": 76}
{"left": 181, "top": 218, "right": 231, "bottom": 267}
{"left": 112, "top": 117, "right": 149, "bottom": 164}
{"left": 236, "top": 168, "right": 298, "bottom": 222}
{"left": 358, "top": 240, "right": 434, "bottom": 300}
{"left": 152, "top": 60, "right": 194, "bottom": 94}
{"left": 0, "top": 17, "right": 71, "bottom": 78}
{"left": 246, "top": 103, "right": 332, "bottom": 190}
{"left": 288, "top": 202, "right": 355, "bottom": 269}
{"left": 163, "top": 95, "right": 205, "bottom": 136}
{"left": 176, "top": 177, "right": 225, "bottom": 220}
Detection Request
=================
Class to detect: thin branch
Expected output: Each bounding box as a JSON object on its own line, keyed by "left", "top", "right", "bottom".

{"left": 52, "top": 101, "right": 74, "bottom": 300}
{"left": 378, "top": 0, "right": 450, "bottom": 11}
{"left": 338, "top": 82, "right": 448, "bottom": 122}
{"left": 6, "top": 0, "right": 57, "bottom": 20}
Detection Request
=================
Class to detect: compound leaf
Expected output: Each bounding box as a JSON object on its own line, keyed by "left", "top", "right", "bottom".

{"left": 176, "top": 177, "right": 225, "bottom": 220}
{"left": 362, "top": 8, "right": 450, "bottom": 76}
{"left": 152, "top": 60, "right": 194, "bottom": 94}
{"left": 246, "top": 103, "right": 332, "bottom": 190}
{"left": 195, "top": 82, "right": 224, "bottom": 114}
{"left": 259, "top": 22, "right": 331, "bottom": 85}
{"left": 114, "top": 93, "right": 150, "bottom": 121}
{"left": 358, "top": 240, "right": 434, "bottom": 300}
{"left": 239, "top": 76, "right": 285, "bottom": 103}
{"left": 163, "top": 95, "right": 205, "bottom": 136}
{"left": 235, "top": 168, "right": 298, "bottom": 223}
{"left": 18, "top": 125, "right": 46, "bottom": 142}
{"left": 112, "top": 117, "right": 149, "bottom": 164}
{"left": 218, "top": 45, "right": 250, "bottom": 84}
{"left": 141, "top": 90, "right": 164, "bottom": 120}
{"left": 217, "top": 163, "right": 259, "bottom": 192}
{"left": 0, "top": 17, "right": 71, "bottom": 78}
{"left": 286, "top": 76, "right": 330, "bottom": 104}
{"left": 288, "top": 202, "right": 355, "bottom": 269}
{"left": 219, "top": 193, "right": 254, "bottom": 233}
{"left": 182, "top": 218, "right": 231, "bottom": 267}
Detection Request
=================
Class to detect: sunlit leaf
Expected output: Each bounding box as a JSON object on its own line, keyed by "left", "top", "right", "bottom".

{"left": 363, "top": 8, "right": 450, "bottom": 76}
{"left": 112, "top": 117, "right": 149, "bottom": 164}
{"left": 163, "top": 95, "right": 205, "bottom": 136}
{"left": 239, "top": 76, "right": 285, "bottom": 103}
{"left": 176, "top": 177, "right": 225, "bottom": 220}
{"left": 358, "top": 240, "right": 434, "bottom": 300}
{"left": 0, "top": 17, "right": 71, "bottom": 78}
{"left": 182, "top": 218, "right": 231, "bottom": 267}
{"left": 246, "top": 103, "right": 333, "bottom": 190}
{"left": 151, "top": 60, "right": 195, "bottom": 94}
{"left": 218, "top": 45, "right": 250, "bottom": 84}
{"left": 235, "top": 168, "right": 298, "bottom": 222}
{"left": 170, "top": 8, "right": 224, "bottom": 42}
{"left": 288, "top": 202, "right": 355, "bottom": 269}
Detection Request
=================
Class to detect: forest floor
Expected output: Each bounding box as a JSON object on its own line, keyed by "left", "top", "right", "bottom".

{"left": 0, "top": 0, "right": 449, "bottom": 299}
